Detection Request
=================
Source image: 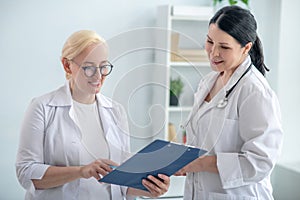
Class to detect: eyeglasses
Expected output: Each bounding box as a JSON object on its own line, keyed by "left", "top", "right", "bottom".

{"left": 70, "top": 59, "right": 113, "bottom": 77}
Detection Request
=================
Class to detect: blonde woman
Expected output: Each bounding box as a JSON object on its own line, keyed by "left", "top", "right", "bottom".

{"left": 16, "top": 30, "right": 170, "bottom": 200}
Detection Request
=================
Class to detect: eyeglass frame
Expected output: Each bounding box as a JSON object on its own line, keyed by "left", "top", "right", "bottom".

{"left": 69, "top": 59, "right": 113, "bottom": 77}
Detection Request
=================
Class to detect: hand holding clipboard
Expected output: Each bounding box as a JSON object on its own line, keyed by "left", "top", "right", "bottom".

{"left": 100, "top": 139, "right": 207, "bottom": 191}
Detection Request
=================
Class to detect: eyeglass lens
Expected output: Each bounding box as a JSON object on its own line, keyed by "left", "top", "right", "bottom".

{"left": 82, "top": 64, "right": 113, "bottom": 77}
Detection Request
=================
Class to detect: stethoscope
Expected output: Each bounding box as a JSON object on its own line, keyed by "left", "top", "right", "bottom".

{"left": 181, "top": 63, "right": 253, "bottom": 134}
{"left": 216, "top": 63, "right": 252, "bottom": 108}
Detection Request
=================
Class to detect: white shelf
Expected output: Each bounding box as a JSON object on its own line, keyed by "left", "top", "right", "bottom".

{"left": 171, "top": 15, "right": 211, "bottom": 21}
{"left": 152, "top": 6, "right": 211, "bottom": 193}
{"left": 169, "top": 106, "right": 192, "bottom": 112}
{"left": 171, "top": 5, "right": 213, "bottom": 21}
{"left": 170, "top": 61, "right": 210, "bottom": 67}
{"left": 152, "top": 4, "right": 212, "bottom": 142}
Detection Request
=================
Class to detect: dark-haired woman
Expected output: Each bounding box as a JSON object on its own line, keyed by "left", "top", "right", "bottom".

{"left": 176, "top": 6, "right": 283, "bottom": 200}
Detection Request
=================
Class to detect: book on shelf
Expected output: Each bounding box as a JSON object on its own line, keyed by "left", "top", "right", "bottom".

{"left": 171, "top": 48, "right": 209, "bottom": 62}
{"left": 170, "top": 32, "right": 180, "bottom": 59}
{"left": 170, "top": 33, "right": 209, "bottom": 62}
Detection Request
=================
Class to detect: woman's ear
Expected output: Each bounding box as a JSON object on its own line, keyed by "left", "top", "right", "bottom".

{"left": 62, "top": 58, "right": 72, "bottom": 74}
{"left": 243, "top": 42, "right": 253, "bottom": 55}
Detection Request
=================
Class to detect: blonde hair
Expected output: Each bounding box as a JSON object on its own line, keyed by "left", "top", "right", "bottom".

{"left": 61, "top": 30, "right": 106, "bottom": 79}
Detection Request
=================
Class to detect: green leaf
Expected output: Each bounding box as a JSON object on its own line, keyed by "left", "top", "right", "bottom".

{"left": 229, "top": 0, "right": 238, "bottom": 5}
{"left": 213, "top": 0, "right": 249, "bottom": 6}
{"left": 240, "top": 0, "right": 249, "bottom": 5}
{"left": 214, "top": 0, "right": 223, "bottom": 6}
{"left": 213, "top": 0, "right": 218, "bottom": 6}
{"left": 170, "top": 77, "right": 184, "bottom": 97}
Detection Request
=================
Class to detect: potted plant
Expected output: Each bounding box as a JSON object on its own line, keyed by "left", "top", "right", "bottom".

{"left": 170, "top": 77, "right": 184, "bottom": 106}
{"left": 213, "top": 0, "right": 249, "bottom": 6}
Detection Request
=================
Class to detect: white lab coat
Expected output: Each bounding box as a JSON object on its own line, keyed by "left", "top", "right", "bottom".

{"left": 16, "top": 81, "right": 134, "bottom": 200}
{"left": 183, "top": 56, "right": 283, "bottom": 200}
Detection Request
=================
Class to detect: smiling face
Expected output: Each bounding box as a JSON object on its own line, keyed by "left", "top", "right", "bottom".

{"left": 205, "top": 24, "right": 252, "bottom": 76}
{"left": 65, "top": 42, "right": 109, "bottom": 103}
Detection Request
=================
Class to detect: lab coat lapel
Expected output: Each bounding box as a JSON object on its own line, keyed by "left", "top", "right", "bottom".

{"left": 184, "top": 73, "right": 219, "bottom": 145}
{"left": 95, "top": 94, "right": 114, "bottom": 138}
{"left": 191, "top": 73, "right": 220, "bottom": 121}
{"left": 96, "top": 96, "right": 123, "bottom": 164}
{"left": 96, "top": 96, "right": 126, "bottom": 200}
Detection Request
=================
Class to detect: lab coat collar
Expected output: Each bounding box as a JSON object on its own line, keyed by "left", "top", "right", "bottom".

{"left": 203, "top": 55, "right": 253, "bottom": 107}
{"left": 182, "top": 72, "right": 219, "bottom": 129}
{"left": 47, "top": 81, "right": 113, "bottom": 108}
{"left": 193, "top": 72, "right": 219, "bottom": 108}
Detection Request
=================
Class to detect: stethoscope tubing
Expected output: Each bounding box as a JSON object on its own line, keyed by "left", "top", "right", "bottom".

{"left": 181, "top": 63, "right": 253, "bottom": 150}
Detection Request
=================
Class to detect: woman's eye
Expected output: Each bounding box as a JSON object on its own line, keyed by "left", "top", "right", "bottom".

{"left": 206, "top": 40, "right": 213, "bottom": 44}
{"left": 221, "top": 46, "right": 230, "bottom": 49}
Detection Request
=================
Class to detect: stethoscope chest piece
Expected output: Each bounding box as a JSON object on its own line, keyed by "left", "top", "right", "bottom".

{"left": 217, "top": 98, "right": 228, "bottom": 108}
{"left": 216, "top": 63, "right": 252, "bottom": 109}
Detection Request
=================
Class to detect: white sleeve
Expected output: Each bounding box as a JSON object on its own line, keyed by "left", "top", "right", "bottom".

{"left": 217, "top": 90, "right": 283, "bottom": 189}
{"left": 15, "top": 98, "right": 50, "bottom": 192}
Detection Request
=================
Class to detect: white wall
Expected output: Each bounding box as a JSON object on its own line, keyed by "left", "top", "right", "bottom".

{"left": 277, "top": 0, "right": 300, "bottom": 165}
{"left": 0, "top": 0, "right": 292, "bottom": 199}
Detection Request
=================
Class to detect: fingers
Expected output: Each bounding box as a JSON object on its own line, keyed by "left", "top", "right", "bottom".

{"left": 100, "top": 159, "right": 119, "bottom": 167}
{"left": 80, "top": 159, "right": 119, "bottom": 180}
{"left": 142, "top": 174, "right": 170, "bottom": 197}
{"left": 95, "top": 160, "right": 113, "bottom": 174}
{"left": 174, "top": 168, "right": 187, "bottom": 176}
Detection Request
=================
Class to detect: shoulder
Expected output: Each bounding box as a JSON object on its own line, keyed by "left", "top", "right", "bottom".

{"left": 22, "top": 85, "right": 66, "bottom": 126}
{"left": 238, "top": 67, "right": 279, "bottom": 106}
{"left": 29, "top": 85, "right": 66, "bottom": 108}
{"left": 244, "top": 68, "right": 275, "bottom": 95}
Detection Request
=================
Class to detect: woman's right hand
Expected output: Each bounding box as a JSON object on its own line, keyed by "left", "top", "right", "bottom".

{"left": 79, "top": 159, "right": 119, "bottom": 180}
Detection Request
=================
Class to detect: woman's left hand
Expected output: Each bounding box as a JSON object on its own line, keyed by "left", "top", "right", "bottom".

{"left": 175, "top": 157, "right": 203, "bottom": 176}
{"left": 175, "top": 155, "right": 218, "bottom": 176}
{"left": 142, "top": 174, "right": 170, "bottom": 197}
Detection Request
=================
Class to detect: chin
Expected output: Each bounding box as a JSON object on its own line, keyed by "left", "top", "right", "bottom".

{"left": 95, "top": 88, "right": 101, "bottom": 94}
{"left": 211, "top": 66, "right": 221, "bottom": 72}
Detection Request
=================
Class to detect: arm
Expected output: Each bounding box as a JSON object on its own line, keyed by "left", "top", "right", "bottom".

{"left": 15, "top": 98, "right": 118, "bottom": 190}
{"left": 32, "top": 159, "right": 118, "bottom": 189}
{"left": 16, "top": 98, "right": 49, "bottom": 191}
{"left": 32, "top": 166, "right": 81, "bottom": 189}
{"left": 217, "top": 91, "right": 283, "bottom": 189}
{"left": 176, "top": 90, "right": 283, "bottom": 189}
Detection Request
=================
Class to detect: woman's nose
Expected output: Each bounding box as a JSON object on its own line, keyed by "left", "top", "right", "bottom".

{"left": 210, "top": 45, "right": 219, "bottom": 57}
{"left": 94, "top": 68, "right": 102, "bottom": 79}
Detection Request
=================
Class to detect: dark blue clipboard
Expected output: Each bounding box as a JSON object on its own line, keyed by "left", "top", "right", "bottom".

{"left": 99, "top": 139, "right": 207, "bottom": 191}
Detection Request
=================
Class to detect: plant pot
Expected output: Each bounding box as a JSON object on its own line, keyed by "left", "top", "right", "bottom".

{"left": 170, "top": 94, "right": 179, "bottom": 106}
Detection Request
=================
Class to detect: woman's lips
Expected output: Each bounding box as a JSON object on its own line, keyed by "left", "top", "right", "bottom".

{"left": 211, "top": 60, "right": 223, "bottom": 65}
{"left": 89, "top": 81, "right": 101, "bottom": 87}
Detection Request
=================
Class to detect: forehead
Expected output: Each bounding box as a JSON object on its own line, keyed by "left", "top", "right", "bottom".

{"left": 78, "top": 42, "right": 108, "bottom": 63}
{"left": 208, "top": 24, "right": 239, "bottom": 45}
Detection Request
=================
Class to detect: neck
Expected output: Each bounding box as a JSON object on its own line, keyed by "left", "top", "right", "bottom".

{"left": 219, "top": 69, "right": 235, "bottom": 86}
{"left": 69, "top": 82, "right": 96, "bottom": 104}
{"left": 72, "top": 94, "right": 96, "bottom": 104}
